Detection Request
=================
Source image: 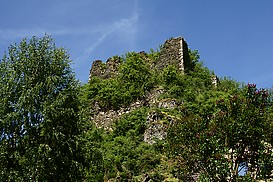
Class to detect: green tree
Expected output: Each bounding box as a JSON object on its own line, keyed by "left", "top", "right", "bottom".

{"left": 86, "top": 52, "right": 155, "bottom": 111}
{"left": 167, "top": 84, "right": 273, "bottom": 181}
{"left": 0, "top": 35, "right": 83, "bottom": 181}
{"left": 119, "top": 52, "right": 154, "bottom": 100}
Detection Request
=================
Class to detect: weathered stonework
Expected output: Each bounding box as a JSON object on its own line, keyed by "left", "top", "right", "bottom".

{"left": 144, "top": 106, "right": 178, "bottom": 144}
{"left": 91, "top": 87, "right": 166, "bottom": 130}
{"left": 157, "top": 98, "right": 177, "bottom": 109}
{"left": 211, "top": 75, "right": 220, "bottom": 86}
{"left": 89, "top": 60, "right": 105, "bottom": 79}
{"left": 88, "top": 37, "right": 191, "bottom": 81}
{"left": 88, "top": 37, "right": 190, "bottom": 144}
{"left": 156, "top": 37, "right": 191, "bottom": 73}
{"left": 91, "top": 86, "right": 180, "bottom": 144}
{"left": 92, "top": 100, "right": 144, "bottom": 130}
{"left": 89, "top": 56, "right": 121, "bottom": 80}
{"left": 144, "top": 111, "right": 168, "bottom": 144}
{"left": 88, "top": 36, "right": 219, "bottom": 145}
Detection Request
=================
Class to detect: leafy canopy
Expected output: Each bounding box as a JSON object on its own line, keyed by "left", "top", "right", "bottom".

{"left": 0, "top": 35, "right": 83, "bottom": 181}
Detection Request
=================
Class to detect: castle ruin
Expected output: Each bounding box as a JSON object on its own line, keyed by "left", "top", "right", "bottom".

{"left": 88, "top": 36, "right": 216, "bottom": 144}
{"left": 89, "top": 36, "right": 191, "bottom": 81}
{"left": 156, "top": 37, "right": 191, "bottom": 72}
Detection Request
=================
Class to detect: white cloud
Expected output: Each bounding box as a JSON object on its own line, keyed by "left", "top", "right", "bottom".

{"left": 82, "top": 33, "right": 109, "bottom": 59}
{"left": 78, "top": 0, "right": 139, "bottom": 61}
{"left": 82, "top": 14, "right": 139, "bottom": 56}
{"left": 0, "top": 28, "right": 74, "bottom": 41}
{"left": 0, "top": 29, "right": 43, "bottom": 40}
{"left": 0, "top": 0, "right": 140, "bottom": 69}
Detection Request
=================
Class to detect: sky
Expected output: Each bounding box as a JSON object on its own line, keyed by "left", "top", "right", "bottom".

{"left": 1, "top": 0, "right": 273, "bottom": 88}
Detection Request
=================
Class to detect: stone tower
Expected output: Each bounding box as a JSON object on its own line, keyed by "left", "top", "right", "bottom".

{"left": 156, "top": 37, "right": 191, "bottom": 73}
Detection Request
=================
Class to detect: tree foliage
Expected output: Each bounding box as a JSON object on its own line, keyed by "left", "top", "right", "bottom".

{"left": 167, "top": 83, "right": 273, "bottom": 181}
{"left": 86, "top": 52, "right": 155, "bottom": 110}
{"left": 1, "top": 35, "right": 273, "bottom": 181}
{"left": 82, "top": 46, "right": 273, "bottom": 181}
{"left": 0, "top": 35, "right": 83, "bottom": 181}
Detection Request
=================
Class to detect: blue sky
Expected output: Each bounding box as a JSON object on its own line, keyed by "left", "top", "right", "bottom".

{"left": 1, "top": 0, "right": 273, "bottom": 88}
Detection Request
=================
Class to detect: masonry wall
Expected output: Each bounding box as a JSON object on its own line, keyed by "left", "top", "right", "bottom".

{"left": 89, "top": 36, "right": 191, "bottom": 80}
{"left": 88, "top": 36, "right": 194, "bottom": 144}
{"left": 89, "top": 56, "right": 121, "bottom": 80}
{"left": 156, "top": 37, "right": 191, "bottom": 73}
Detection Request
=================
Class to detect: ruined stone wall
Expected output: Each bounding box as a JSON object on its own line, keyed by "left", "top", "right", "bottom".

{"left": 91, "top": 87, "right": 165, "bottom": 130}
{"left": 89, "top": 37, "right": 191, "bottom": 81}
{"left": 144, "top": 98, "right": 177, "bottom": 144}
{"left": 88, "top": 36, "right": 217, "bottom": 144}
{"left": 89, "top": 60, "right": 105, "bottom": 79}
{"left": 156, "top": 37, "right": 191, "bottom": 73}
{"left": 88, "top": 37, "right": 190, "bottom": 144}
{"left": 89, "top": 56, "right": 121, "bottom": 80}
{"left": 91, "top": 86, "right": 179, "bottom": 144}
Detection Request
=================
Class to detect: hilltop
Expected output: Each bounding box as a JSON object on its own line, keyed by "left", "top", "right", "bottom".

{"left": 87, "top": 37, "right": 217, "bottom": 143}
{"left": 80, "top": 36, "right": 273, "bottom": 181}
{"left": 1, "top": 35, "right": 272, "bottom": 181}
